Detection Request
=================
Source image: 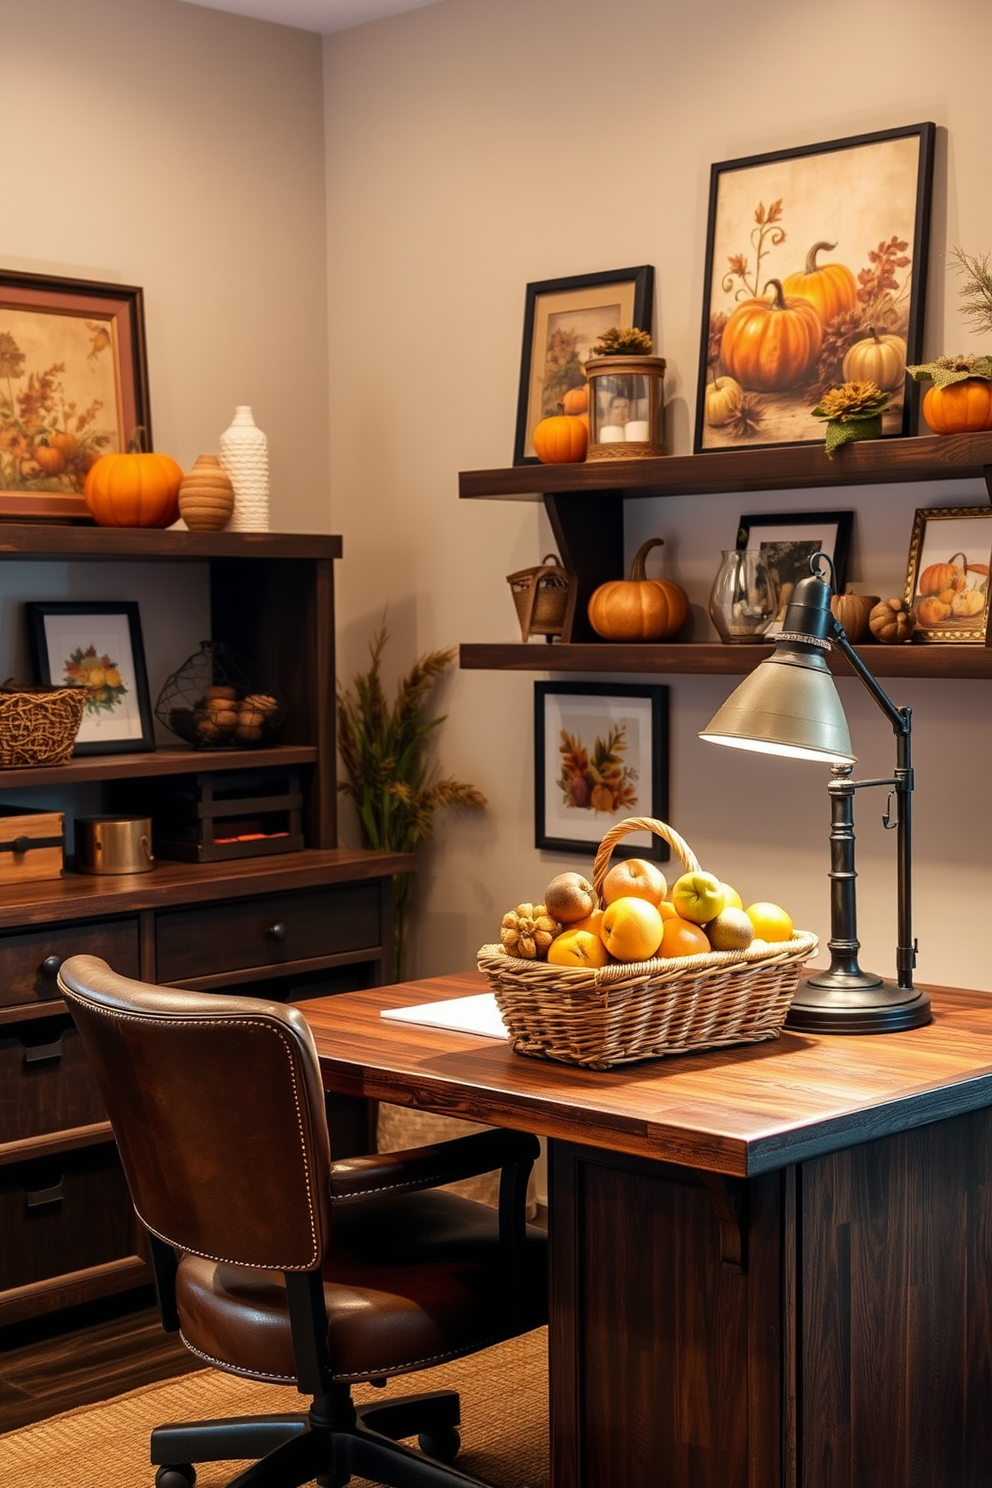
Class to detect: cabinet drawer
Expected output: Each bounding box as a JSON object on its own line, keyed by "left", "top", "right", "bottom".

{"left": 0, "top": 1015, "right": 106, "bottom": 1145}
{"left": 0, "top": 919, "right": 141, "bottom": 1011}
{"left": 156, "top": 882, "right": 385, "bottom": 982}
{"left": 0, "top": 1145, "right": 138, "bottom": 1293}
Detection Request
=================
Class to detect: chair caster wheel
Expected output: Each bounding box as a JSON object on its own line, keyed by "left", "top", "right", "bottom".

{"left": 419, "top": 1426, "right": 461, "bottom": 1463}
{"left": 155, "top": 1466, "right": 197, "bottom": 1488}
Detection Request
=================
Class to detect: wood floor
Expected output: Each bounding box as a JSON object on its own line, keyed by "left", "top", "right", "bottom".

{"left": 0, "top": 1288, "right": 199, "bottom": 1434}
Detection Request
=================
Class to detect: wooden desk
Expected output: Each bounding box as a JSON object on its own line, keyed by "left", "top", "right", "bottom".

{"left": 301, "top": 972, "right": 992, "bottom": 1488}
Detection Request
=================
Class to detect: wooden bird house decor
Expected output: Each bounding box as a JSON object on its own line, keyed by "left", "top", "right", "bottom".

{"left": 506, "top": 553, "right": 571, "bottom": 642}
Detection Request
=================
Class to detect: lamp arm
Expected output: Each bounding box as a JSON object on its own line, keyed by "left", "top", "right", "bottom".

{"left": 828, "top": 616, "right": 916, "bottom": 988}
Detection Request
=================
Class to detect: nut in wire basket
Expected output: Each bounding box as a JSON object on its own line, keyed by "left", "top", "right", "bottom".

{"left": 477, "top": 817, "right": 818, "bottom": 1069}
{"left": 155, "top": 641, "right": 285, "bottom": 750}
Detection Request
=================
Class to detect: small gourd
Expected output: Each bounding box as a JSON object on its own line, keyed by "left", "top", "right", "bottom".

{"left": 922, "top": 379, "right": 992, "bottom": 435}
{"left": 84, "top": 430, "right": 184, "bottom": 528}
{"left": 178, "top": 453, "right": 236, "bottom": 531}
{"left": 869, "top": 597, "right": 917, "bottom": 644}
{"left": 561, "top": 385, "right": 589, "bottom": 415}
{"left": 533, "top": 412, "right": 588, "bottom": 464}
{"left": 587, "top": 538, "right": 690, "bottom": 642}
{"left": 704, "top": 376, "right": 743, "bottom": 427}
{"left": 830, "top": 593, "right": 880, "bottom": 644}
{"left": 842, "top": 327, "right": 907, "bottom": 390}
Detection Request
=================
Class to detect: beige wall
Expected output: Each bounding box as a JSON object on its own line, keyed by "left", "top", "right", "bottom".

{"left": 325, "top": 0, "right": 992, "bottom": 991}
{"left": 2, "top": 0, "right": 329, "bottom": 531}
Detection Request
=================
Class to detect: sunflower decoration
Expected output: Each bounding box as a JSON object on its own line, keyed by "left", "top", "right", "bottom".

{"left": 811, "top": 380, "right": 891, "bottom": 456}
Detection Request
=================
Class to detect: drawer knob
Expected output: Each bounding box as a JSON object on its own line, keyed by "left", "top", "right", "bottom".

{"left": 26, "top": 1180, "right": 64, "bottom": 1209}
{"left": 40, "top": 955, "right": 64, "bottom": 979}
{"left": 266, "top": 922, "right": 289, "bottom": 943}
{"left": 24, "top": 1035, "right": 65, "bottom": 1065}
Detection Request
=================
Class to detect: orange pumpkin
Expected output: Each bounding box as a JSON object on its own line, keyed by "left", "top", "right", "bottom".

{"left": 720, "top": 279, "right": 823, "bottom": 392}
{"left": 783, "top": 241, "right": 859, "bottom": 326}
{"left": 869, "top": 597, "right": 916, "bottom": 644}
{"left": 32, "top": 439, "right": 67, "bottom": 475}
{"left": 842, "top": 327, "right": 906, "bottom": 390}
{"left": 916, "top": 594, "right": 951, "bottom": 627}
{"left": 562, "top": 385, "right": 589, "bottom": 415}
{"left": 922, "top": 379, "right": 992, "bottom": 435}
{"left": 587, "top": 538, "right": 689, "bottom": 641}
{"left": 84, "top": 434, "right": 184, "bottom": 528}
{"left": 533, "top": 413, "right": 588, "bottom": 464}
{"left": 918, "top": 554, "right": 966, "bottom": 596}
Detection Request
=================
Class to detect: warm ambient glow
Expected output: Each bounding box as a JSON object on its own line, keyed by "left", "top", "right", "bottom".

{"left": 697, "top": 731, "right": 855, "bottom": 765}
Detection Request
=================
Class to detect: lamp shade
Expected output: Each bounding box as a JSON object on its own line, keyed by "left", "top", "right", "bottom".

{"left": 699, "top": 648, "right": 855, "bottom": 764}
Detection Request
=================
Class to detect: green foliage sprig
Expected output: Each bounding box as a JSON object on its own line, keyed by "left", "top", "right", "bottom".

{"left": 951, "top": 245, "right": 992, "bottom": 338}
{"left": 906, "top": 353, "right": 992, "bottom": 386}
{"left": 811, "top": 380, "right": 890, "bottom": 456}
{"left": 337, "top": 621, "right": 486, "bottom": 981}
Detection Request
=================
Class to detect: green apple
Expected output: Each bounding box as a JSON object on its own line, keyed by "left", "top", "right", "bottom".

{"left": 670, "top": 870, "right": 726, "bottom": 925}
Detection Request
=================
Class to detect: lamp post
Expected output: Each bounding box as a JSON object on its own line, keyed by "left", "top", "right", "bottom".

{"left": 699, "top": 557, "right": 930, "bottom": 1035}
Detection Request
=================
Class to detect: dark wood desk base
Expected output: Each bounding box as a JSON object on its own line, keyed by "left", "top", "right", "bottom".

{"left": 303, "top": 974, "right": 992, "bottom": 1488}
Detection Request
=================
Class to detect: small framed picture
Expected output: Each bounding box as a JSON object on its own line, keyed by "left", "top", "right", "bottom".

{"left": 534, "top": 682, "right": 669, "bottom": 859}
{"left": 0, "top": 268, "right": 151, "bottom": 520}
{"left": 514, "top": 265, "right": 653, "bottom": 464}
{"left": 904, "top": 507, "right": 992, "bottom": 644}
{"left": 736, "top": 510, "right": 853, "bottom": 625}
{"left": 26, "top": 601, "right": 155, "bottom": 754}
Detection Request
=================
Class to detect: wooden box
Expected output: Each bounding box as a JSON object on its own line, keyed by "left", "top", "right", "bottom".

{"left": 0, "top": 805, "right": 65, "bottom": 885}
{"left": 130, "top": 766, "right": 304, "bottom": 863}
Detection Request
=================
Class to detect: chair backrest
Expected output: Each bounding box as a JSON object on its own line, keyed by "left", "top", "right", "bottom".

{"left": 58, "top": 955, "right": 332, "bottom": 1271}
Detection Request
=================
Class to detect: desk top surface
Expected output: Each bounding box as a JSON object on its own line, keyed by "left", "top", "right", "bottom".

{"left": 300, "top": 971, "right": 992, "bottom": 1177}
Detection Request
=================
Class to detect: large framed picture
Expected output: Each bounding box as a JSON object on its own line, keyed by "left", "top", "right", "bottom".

{"left": 736, "top": 510, "right": 853, "bottom": 624}
{"left": 694, "top": 122, "right": 935, "bottom": 454}
{"left": 904, "top": 507, "right": 992, "bottom": 644}
{"left": 26, "top": 601, "right": 155, "bottom": 754}
{"left": 514, "top": 266, "right": 653, "bottom": 464}
{"left": 0, "top": 269, "right": 151, "bottom": 520}
{"left": 534, "top": 682, "right": 669, "bottom": 859}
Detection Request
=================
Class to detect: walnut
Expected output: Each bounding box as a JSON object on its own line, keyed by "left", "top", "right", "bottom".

{"left": 500, "top": 902, "right": 560, "bottom": 960}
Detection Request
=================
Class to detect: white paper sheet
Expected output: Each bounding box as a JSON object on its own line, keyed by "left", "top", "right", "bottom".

{"left": 380, "top": 992, "right": 508, "bottom": 1040}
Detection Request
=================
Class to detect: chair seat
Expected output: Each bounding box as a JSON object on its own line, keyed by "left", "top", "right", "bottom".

{"left": 175, "top": 1188, "right": 548, "bottom": 1384}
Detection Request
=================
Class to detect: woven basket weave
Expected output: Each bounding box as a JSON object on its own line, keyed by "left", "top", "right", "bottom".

{"left": 478, "top": 817, "right": 818, "bottom": 1069}
{"left": 0, "top": 686, "right": 86, "bottom": 769}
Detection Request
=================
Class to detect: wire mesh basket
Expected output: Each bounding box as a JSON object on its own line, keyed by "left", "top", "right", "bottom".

{"left": 154, "top": 641, "right": 285, "bottom": 750}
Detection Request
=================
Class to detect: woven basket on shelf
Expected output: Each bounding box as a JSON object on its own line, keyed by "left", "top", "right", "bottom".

{"left": 0, "top": 685, "right": 86, "bottom": 769}
{"left": 477, "top": 817, "right": 818, "bottom": 1069}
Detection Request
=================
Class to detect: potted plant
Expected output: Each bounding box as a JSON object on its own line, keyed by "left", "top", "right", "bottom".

{"left": 907, "top": 247, "right": 992, "bottom": 434}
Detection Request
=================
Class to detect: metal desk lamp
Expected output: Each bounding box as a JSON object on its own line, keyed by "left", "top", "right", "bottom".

{"left": 699, "top": 553, "right": 931, "bottom": 1035}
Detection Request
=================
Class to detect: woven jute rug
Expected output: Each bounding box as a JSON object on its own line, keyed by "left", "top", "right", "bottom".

{"left": 1, "top": 1327, "right": 548, "bottom": 1488}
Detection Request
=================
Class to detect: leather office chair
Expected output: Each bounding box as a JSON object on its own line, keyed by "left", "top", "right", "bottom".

{"left": 58, "top": 955, "right": 547, "bottom": 1488}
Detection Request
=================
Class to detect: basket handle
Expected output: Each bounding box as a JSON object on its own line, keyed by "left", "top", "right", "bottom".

{"left": 592, "top": 817, "right": 701, "bottom": 902}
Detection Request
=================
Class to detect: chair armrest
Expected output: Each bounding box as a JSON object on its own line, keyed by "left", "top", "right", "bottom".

{"left": 328, "top": 1127, "right": 539, "bottom": 1204}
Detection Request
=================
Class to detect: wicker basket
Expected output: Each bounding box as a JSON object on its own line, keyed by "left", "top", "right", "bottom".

{"left": 478, "top": 817, "right": 818, "bottom": 1069}
{"left": 0, "top": 685, "right": 86, "bottom": 769}
{"left": 505, "top": 554, "right": 571, "bottom": 643}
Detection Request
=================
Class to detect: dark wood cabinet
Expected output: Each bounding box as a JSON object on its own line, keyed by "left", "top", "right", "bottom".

{"left": 0, "top": 526, "right": 412, "bottom": 1326}
{"left": 458, "top": 429, "right": 992, "bottom": 677}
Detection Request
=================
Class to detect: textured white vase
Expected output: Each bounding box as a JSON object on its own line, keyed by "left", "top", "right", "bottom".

{"left": 219, "top": 405, "right": 270, "bottom": 531}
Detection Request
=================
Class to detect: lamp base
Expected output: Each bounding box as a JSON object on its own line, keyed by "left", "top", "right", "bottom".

{"left": 785, "top": 974, "right": 932, "bottom": 1035}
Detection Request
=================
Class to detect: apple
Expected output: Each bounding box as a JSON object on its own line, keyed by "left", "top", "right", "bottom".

{"left": 721, "top": 882, "right": 743, "bottom": 910}
{"left": 602, "top": 857, "right": 668, "bottom": 907}
{"left": 543, "top": 871, "right": 597, "bottom": 924}
{"left": 670, "top": 870, "right": 726, "bottom": 925}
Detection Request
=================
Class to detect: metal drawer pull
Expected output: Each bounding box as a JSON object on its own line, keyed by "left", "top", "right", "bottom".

{"left": 23, "top": 1035, "right": 65, "bottom": 1065}
{"left": 266, "top": 922, "right": 289, "bottom": 943}
{"left": 39, "top": 955, "right": 64, "bottom": 979}
{"left": 26, "top": 1181, "right": 64, "bottom": 1208}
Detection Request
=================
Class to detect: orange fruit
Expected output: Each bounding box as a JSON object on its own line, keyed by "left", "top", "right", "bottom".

{"left": 570, "top": 908, "right": 605, "bottom": 937}
{"left": 745, "top": 901, "right": 793, "bottom": 942}
{"left": 602, "top": 857, "right": 668, "bottom": 907}
{"left": 658, "top": 900, "right": 679, "bottom": 921}
{"left": 600, "top": 896, "right": 664, "bottom": 961}
{"left": 547, "top": 926, "right": 611, "bottom": 968}
{"left": 543, "top": 872, "right": 597, "bottom": 924}
{"left": 658, "top": 915, "right": 711, "bottom": 958}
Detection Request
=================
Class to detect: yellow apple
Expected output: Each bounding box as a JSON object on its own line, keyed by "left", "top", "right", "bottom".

{"left": 721, "top": 882, "right": 743, "bottom": 910}
{"left": 670, "top": 870, "right": 726, "bottom": 925}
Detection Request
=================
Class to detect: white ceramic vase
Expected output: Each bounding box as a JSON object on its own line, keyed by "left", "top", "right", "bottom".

{"left": 219, "top": 405, "right": 270, "bottom": 531}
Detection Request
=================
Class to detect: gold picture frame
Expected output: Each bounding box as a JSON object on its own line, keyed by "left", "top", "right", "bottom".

{"left": 904, "top": 506, "right": 992, "bottom": 644}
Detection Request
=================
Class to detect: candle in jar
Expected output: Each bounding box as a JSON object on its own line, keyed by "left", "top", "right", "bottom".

{"left": 624, "top": 420, "right": 650, "bottom": 441}
{"left": 598, "top": 425, "right": 626, "bottom": 444}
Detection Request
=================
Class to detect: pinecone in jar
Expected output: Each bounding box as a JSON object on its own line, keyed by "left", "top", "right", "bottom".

{"left": 500, "top": 903, "right": 561, "bottom": 959}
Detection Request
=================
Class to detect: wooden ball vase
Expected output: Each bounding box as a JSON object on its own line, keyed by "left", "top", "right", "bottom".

{"left": 178, "top": 454, "right": 235, "bottom": 531}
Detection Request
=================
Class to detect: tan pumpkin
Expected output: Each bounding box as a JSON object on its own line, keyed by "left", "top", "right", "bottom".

{"left": 587, "top": 538, "right": 689, "bottom": 641}
{"left": 830, "top": 593, "right": 880, "bottom": 644}
{"left": 951, "top": 587, "right": 985, "bottom": 618}
{"left": 704, "top": 376, "right": 743, "bottom": 427}
{"left": 842, "top": 327, "right": 907, "bottom": 390}
{"left": 783, "top": 241, "right": 859, "bottom": 326}
{"left": 922, "top": 379, "right": 992, "bottom": 435}
{"left": 720, "top": 279, "right": 823, "bottom": 392}
{"left": 84, "top": 431, "right": 184, "bottom": 528}
{"left": 869, "top": 597, "right": 916, "bottom": 644}
{"left": 533, "top": 412, "right": 588, "bottom": 464}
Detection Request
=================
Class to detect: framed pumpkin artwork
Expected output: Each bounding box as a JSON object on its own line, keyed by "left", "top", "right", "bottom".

{"left": 694, "top": 122, "right": 935, "bottom": 454}
{"left": 534, "top": 682, "right": 669, "bottom": 858}
{"left": 904, "top": 507, "right": 992, "bottom": 645}
{"left": 0, "top": 269, "right": 151, "bottom": 520}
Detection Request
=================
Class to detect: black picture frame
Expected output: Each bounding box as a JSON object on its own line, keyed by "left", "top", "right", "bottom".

{"left": 534, "top": 682, "right": 669, "bottom": 859}
{"left": 26, "top": 601, "right": 155, "bottom": 755}
{"left": 0, "top": 268, "right": 151, "bottom": 521}
{"left": 694, "top": 121, "right": 935, "bottom": 454}
{"left": 514, "top": 265, "right": 654, "bottom": 465}
{"left": 736, "top": 510, "right": 853, "bottom": 623}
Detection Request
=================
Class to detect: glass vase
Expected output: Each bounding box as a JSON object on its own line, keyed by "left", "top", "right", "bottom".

{"left": 709, "top": 549, "right": 778, "bottom": 643}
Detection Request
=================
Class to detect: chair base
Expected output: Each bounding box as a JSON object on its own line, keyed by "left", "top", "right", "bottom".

{"left": 151, "top": 1386, "right": 486, "bottom": 1488}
